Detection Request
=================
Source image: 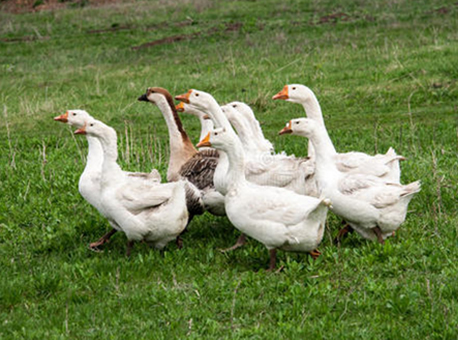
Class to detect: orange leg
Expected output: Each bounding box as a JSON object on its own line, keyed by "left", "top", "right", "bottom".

{"left": 126, "top": 240, "right": 135, "bottom": 257}
{"left": 219, "top": 234, "right": 247, "bottom": 252}
{"left": 309, "top": 249, "right": 321, "bottom": 259}
{"left": 266, "top": 249, "right": 277, "bottom": 272}
{"left": 334, "top": 223, "right": 353, "bottom": 244}
{"left": 372, "top": 226, "right": 385, "bottom": 244}
{"left": 176, "top": 236, "right": 183, "bottom": 249}
{"left": 89, "top": 228, "right": 117, "bottom": 250}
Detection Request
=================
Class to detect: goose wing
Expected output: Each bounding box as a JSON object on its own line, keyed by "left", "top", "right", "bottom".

{"left": 242, "top": 187, "right": 322, "bottom": 226}
{"left": 116, "top": 182, "right": 178, "bottom": 212}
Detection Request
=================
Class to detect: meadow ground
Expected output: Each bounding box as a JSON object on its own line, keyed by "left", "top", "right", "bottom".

{"left": 1, "top": 0, "right": 458, "bottom": 338}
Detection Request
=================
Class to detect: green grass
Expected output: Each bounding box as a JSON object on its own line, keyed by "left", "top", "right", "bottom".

{"left": 1, "top": 0, "right": 458, "bottom": 338}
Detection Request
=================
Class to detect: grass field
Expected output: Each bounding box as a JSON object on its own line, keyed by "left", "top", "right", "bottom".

{"left": 1, "top": 0, "right": 458, "bottom": 338}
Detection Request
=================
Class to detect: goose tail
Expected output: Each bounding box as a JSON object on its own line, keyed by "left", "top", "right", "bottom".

{"left": 401, "top": 180, "right": 421, "bottom": 197}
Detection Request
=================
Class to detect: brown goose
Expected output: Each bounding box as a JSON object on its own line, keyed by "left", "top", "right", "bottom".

{"left": 138, "top": 87, "right": 225, "bottom": 216}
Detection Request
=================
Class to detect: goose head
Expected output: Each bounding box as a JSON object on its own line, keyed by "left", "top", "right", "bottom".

{"left": 196, "top": 128, "right": 234, "bottom": 153}
{"left": 272, "top": 84, "right": 314, "bottom": 104}
{"left": 175, "top": 89, "right": 217, "bottom": 112}
{"left": 138, "top": 87, "right": 175, "bottom": 108}
{"left": 74, "top": 118, "right": 116, "bottom": 140}
{"left": 220, "top": 105, "right": 252, "bottom": 138}
{"left": 54, "top": 110, "right": 92, "bottom": 128}
{"left": 220, "top": 104, "right": 239, "bottom": 122}
{"left": 279, "top": 118, "right": 318, "bottom": 138}
{"left": 227, "top": 101, "right": 254, "bottom": 119}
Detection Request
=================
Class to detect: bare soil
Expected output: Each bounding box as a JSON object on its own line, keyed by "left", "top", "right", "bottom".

{"left": 0, "top": 0, "right": 121, "bottom": 14}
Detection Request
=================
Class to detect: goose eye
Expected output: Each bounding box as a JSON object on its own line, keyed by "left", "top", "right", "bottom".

{"left": 72, "top": 113, "right": 77, "bottom": 116}
{"left": 292, "top": 87, "right": 296, "bottom": 90}
{"left": 90, "top": 123, "right": 94, "bottom": 127}
{"left": 195, "top": 93, "right": 199, "bottom": 97}
{"left": 214, "top": 132, "right": 218, "bottom": 136}
{"left": 232, "top": 104, "right": 237, "bottom": 108}
{"left": 295, "top": 121, "right": 300, "bottom": 125}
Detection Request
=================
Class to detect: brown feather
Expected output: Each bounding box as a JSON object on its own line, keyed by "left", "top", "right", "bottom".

{"left": 179, "top": 151, "right": 219, "bottom": 190}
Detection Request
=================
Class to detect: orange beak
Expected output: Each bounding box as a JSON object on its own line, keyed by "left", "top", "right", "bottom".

{"left": 278, "top": 121, "right": 292, "bottom": 135}
{"left": 196, "top": 132, "right": 211, "bottom": 148}
{"left": 74, "top": 125, "right": 87, "bottom": 135}
{"left": 176, "top": 102, "right": 185, "bottom": 112}
{"left": 175, "top": 90, "right": 192, "bottom": 104}
{"left": 54, "top": 111, "right": 69, "bottom": 123}
{"left": 272, "top": 85, "right": 289, "bottom": 100}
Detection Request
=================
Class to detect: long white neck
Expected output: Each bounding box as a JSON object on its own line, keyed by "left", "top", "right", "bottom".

{"left": 155, "top": 97, "right": 197, "bottom": 181}
{"left": 198, "top": 116, "right": 214, "bottom": 141}
{"left": 202, "top": 99, "right": 239, "bottom": 195}
{"left": 84, "top": 136, "right": 104, "bottom": 172}
{"left": 300, "top": 91, "right": 326, "bottom": 159}
{"left": 213, "top": 150, "right": 229, "bottom": 195}
{"left": 301, "top": 90, "right": 326, "bottom": 126}
{"left": 197, "top": 117, "right": 214, "bottom": 151}
{"left": 250, "top": 123, "right": 273, "bottom": 154}
{"left": 204, "top": 100, "right": 233, "bottom": 131}
{"left": 305, "top": 125, "right": 339, "bottom": 187}
{"left": 227, "top": 114, "right": 258, "bottom": 155}
{"left": 239, "top": 111, "right": 273, "bottom": 153}
{"left": 222, "top": 138, "right": 247, "bottom": 190}
{"left": 96, "top": 128, "right": 123, "bottom": 182}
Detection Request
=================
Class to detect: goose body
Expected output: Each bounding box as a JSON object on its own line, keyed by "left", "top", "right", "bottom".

{"left": 281, "top": 118, "right": 420, "bottom": 242}
{"left": 74, "top": 119, "right": 192, "bottom": 253}
{"left": 198, "top": 127, "right": 330, "bottom": 270}
{"left": 273, "top": 84, "right": 404, "bottom": 182}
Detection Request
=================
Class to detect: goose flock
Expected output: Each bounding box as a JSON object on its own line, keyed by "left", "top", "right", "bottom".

{"left": 54, "top": 84, "right": 420, "bottom": 271}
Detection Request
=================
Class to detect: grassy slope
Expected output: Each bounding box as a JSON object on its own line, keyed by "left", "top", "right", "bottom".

{"left": 1, "top": 0, "right": 457, "bottom": 338}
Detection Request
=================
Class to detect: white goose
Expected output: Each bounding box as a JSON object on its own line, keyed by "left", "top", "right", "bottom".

{"left": 273, "top": 84, "right": 404, "bottom": 182}
{"left": 138, "top": 87, "right": 224, "bottom": 216}
{"left": 197, "top": 127, "right": 331, "bottom": 271}
{"left": 280, "top": 118, "right": 420, "bottom": 243}
{"left": 227, "top": 101, "right": 274, "bottom": 154}
{"left": 74, "top": 118, "right": 197, "bottom": 255}
{"left": 54, "top": 110, "right": 161, "bottom": 249}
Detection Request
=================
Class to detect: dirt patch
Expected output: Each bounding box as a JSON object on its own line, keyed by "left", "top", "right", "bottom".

{"left": 426, "top": 5, "right": 456, "bottom": 16}
{"left": 310, "top": 12, "right": 377, "bottom": 26}
{"left": 317, "top": 12, "right": 351, "bottom": 24}
{"left": 224, "top": 22, "right": 243, "bottom": 32}
{"left": 0, "top": 35, "right": 50, "bottom": 42}
{"left": 87, "top": 24, "right": 133, "bottom": 34}
{"left": 131, "top": 22, "right": 243, "bottom": 50}
{"left": 0, "top": 0, "right": 121, "bottom": 13}
{"left": 132, "top": 34, "right": 193, "bottom": 50}
{"left": 433, "top": 6, "right": 450, "bottom": 14}
{"left": 87, "top": 20, "right": 194, "bottom": 35}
